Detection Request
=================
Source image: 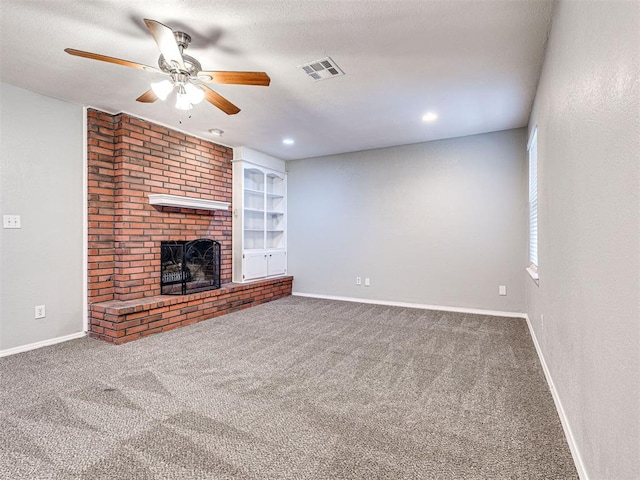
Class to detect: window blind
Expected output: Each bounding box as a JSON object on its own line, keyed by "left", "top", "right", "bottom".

{"left": 528, "top": 128, "right": 538, "bottom": 267}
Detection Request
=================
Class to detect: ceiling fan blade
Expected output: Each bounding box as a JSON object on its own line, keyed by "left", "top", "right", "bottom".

{"left": 64, "top": 48, "right": 160, "bottom": 72}
{"left": 143, "top": 19, "right": 184, "bottom": 70}
{"left": 136, "top": 90, "right": 159, "bottom": 103}
{"left": 198, "top": 71, "right": 271, "bottom": 86}
{"left": 200, "top": 86, "right": 240, "bottom": 115}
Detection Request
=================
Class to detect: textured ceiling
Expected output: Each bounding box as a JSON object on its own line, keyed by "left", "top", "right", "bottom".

{"left": 0, "top": 0, "right": 553, "bottom": 160}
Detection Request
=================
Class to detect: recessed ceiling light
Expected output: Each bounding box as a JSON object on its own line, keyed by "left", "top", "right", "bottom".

{"left": 422, "top": 112, "right": 438, "bottom": 122}
{"left": 209, "top": 129, "right": 224, "bottom": 136}
{"left": 282, "top": 138, "right": 295, "bottom": 145}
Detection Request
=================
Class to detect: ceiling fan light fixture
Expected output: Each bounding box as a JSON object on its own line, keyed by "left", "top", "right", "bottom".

{"left": 184, "top": 82, "right": 205, "bottom": 104}
{"left": 175, "top": 92, "right": 193, "bottom": 111}
{"left": 151, "top": 79, "right": 173, "bottom": 101}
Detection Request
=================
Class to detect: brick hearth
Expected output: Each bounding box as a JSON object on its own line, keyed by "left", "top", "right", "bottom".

{"left": 90, "top": 277, "right": 293, "bottom": 344}
{"left": 86, "top": 109, "right": 292, "bottom": 344}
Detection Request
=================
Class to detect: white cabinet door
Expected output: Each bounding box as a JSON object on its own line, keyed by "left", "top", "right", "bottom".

{"left": 244, "top": 252, "right": 268, "bottom": 280}
{"left": 267, "top": 251, "right": 286, "bottom": 276}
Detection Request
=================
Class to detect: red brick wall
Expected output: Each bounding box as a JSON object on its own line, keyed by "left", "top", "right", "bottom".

{"left": 87, "top": 110, "right": 117, "bottom": 303}
{"left": 87, "top": 109, "right": 233, "bottom": 303}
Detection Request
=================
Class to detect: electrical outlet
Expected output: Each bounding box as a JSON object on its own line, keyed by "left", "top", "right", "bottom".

{"left": 35, "top": 305, "right": 46, "bottom": 319}
{"left": 499, "top": 285, "right": 507, "bottom": 296}
{"left": 3, "top": 215, "right": 21, "bottom": 229}
{"left": 356, "top": 277, "right": 362, "bottom": 286}
{"left": 364, "top": 277, "right": 370, "bottom": 287}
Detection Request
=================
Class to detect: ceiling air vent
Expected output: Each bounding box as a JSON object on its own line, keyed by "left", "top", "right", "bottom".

{"left": 298, "top": 57, "right": 344, "bottom": 81}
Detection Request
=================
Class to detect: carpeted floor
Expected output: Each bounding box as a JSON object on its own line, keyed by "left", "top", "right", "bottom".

{"left": 0, "top": 296, "right": 577, "bottom": 479}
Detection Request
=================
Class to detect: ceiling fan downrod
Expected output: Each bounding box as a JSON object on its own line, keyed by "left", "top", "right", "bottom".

{"left": 173, "top": 31, "right": 191, "bottom": 52}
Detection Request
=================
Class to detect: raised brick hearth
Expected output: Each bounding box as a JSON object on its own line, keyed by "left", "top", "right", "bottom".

{"left": 90, "top": 277, "right": 293, "bottom": 344}
{"left": 87, "top": 109, "right": 292, "bottom": 344}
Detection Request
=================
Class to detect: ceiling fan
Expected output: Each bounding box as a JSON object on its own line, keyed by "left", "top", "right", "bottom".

{"left": 65, "top": 19, "right": 270, "bottom": 115}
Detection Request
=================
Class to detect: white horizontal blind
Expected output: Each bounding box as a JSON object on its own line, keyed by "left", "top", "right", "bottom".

{"left": 528, "top": 128, "right": 538, "bottom": 267}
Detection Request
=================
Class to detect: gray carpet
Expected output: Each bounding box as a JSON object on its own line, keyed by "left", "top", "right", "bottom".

{"left": 0, "top": 296, "right": 577, "bottom": 479}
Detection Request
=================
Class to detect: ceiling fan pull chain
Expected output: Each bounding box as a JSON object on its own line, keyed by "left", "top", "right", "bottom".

{"left": 178, "top": 110, "right": 193, "bottom": 124}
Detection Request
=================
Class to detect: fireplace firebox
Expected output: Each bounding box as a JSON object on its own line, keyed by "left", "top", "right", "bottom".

{"left": 161, "top": 239, "right": 221, "bottom": 295}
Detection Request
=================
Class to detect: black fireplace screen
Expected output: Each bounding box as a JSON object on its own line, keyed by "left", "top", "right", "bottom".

{"left": 161, "top": 239, "right": 221, "bottom": 295}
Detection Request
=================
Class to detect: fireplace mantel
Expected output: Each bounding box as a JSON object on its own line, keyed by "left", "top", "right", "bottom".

{"left": 148, "top": 194, "right": 230, "bottom": 211}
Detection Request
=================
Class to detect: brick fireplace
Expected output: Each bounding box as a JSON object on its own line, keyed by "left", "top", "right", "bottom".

{"left": 87, "top": 109, "right": 292, "bottom": 344}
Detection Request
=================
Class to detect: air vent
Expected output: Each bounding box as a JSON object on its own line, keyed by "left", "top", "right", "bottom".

{"left": 298, "top": 57, "right": 344, "bottom": 81}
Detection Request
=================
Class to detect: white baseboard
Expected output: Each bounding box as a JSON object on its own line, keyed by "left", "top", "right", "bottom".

{"left": 292, "top": 292, "right": 526, "bottom": 318}
{"left": 0, "top": 331, "right": 87, "bottom": 358}
{"left": 524, "top": 314, "right": 589, "bottom": 480}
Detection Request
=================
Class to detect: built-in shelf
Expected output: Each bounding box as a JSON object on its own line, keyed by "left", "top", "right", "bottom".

{"left": 233, "top": 161, "right": 287, "bottom": 282}
{"left": 148, "top": 194, "right": 230, "bottom": 211}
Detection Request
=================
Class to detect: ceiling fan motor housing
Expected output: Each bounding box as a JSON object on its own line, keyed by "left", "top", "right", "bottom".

{"left": 159, "top": 54, "right": 202, "bottom": 76}
{"left": 157, "top": 31, "right": 199, "bottom": 75}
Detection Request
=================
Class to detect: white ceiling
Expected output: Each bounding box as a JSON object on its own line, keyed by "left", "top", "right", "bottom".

{"left": 0, "top": 0, "right": 553, "bottom": 160}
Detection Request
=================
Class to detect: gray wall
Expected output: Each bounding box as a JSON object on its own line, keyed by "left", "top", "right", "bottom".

{"left": 526, "top": 1, "right": 640, "bottom": 478}
{"left": 287, "top": 129, "right": 527, "bottom": 312}
{"left": 0, "top": 83, "right": 84, "bottom": 351}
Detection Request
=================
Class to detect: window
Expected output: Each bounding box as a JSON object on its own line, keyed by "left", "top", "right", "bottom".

{"left": 528, "top": 127, "right": 539, "bottom": 280}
